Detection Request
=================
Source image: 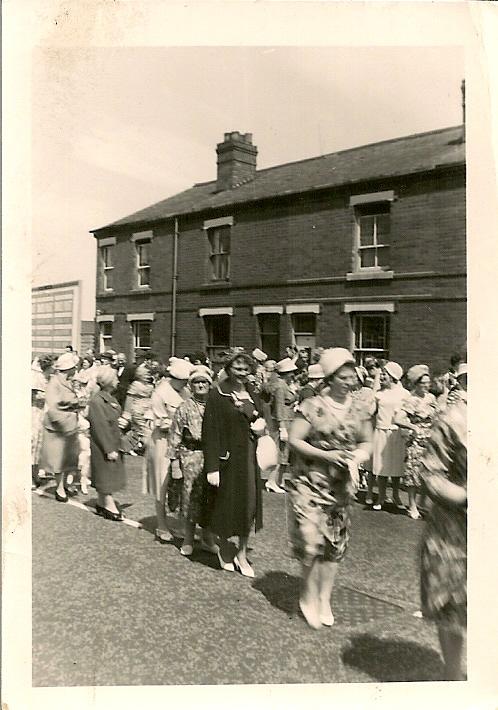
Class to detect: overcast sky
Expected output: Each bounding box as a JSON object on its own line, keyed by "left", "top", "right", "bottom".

{"left": 32, "top": 46, "right": 464, "bottom": 318}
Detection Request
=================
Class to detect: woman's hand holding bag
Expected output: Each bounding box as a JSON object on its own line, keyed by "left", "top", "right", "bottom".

{"left": 207, "top": 471, "right": 220, "bottom": 487}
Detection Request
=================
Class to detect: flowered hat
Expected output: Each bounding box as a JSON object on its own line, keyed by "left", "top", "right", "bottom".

{"left": 169, "top": 359, "right": 193, "bottom": 381}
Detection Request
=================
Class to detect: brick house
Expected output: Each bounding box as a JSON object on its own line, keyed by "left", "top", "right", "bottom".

{"left": 91, "top": 126, "right": 466, "bottom": 373}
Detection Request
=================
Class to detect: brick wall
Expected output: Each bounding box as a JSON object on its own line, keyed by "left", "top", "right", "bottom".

{"left": 95, "top": 166, "right": 466, "bottom": 366}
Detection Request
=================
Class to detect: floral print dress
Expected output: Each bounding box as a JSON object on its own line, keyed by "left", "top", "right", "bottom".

{"left": 288, "top": 392, "right": 369, "bottom": 565}
{"left": 420, "top": 397, "right": 467, "bottom": 632}
{"left": 399, "top": 392, "right": 438, "bottom": 488}
{"left": 168, "top": 397, "right": 207, "bottom": 524}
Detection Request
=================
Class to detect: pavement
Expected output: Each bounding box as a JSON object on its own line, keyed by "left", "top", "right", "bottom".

{"left": 32, "top": 458, "right": 443, "bottom": 686}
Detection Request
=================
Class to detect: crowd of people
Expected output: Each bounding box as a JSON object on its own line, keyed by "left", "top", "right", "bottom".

{"left": 31, "top": 343, "right": 467, "bottom": 680}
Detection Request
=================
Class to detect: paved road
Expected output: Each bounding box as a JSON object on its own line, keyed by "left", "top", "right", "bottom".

{"left": 33, "top": 458, "right": 442, "bottom": 686}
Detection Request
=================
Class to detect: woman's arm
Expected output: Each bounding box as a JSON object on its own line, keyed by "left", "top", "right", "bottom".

{"left": 288, "top": 417, "right": 351, "bottom": 466}
{"left": 393, "top": 407, "right": 417, "bottom": 431}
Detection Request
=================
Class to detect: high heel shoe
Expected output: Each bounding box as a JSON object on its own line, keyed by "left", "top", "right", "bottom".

{"left": 265, "top": 481, "right": 286, "bottom": 494}
{"left": 180, "top": 544, "right": 194, "bottom": 557}
{"left": 319, "top": 605, "right": 335, "bottom": 627}
{"left": 96, "top": 505, "right": 124, "bottom": 522}
{"left": 216, "top": 549, "right": 235, "bottom": 572}
{"left": 54, "top": 490, "right": 68, "bottom": 503}
{"left": 233, "top": 556, "right": 255, "bottom": 578}
{"left": 64, "top": 485, "right": 79, "bottom": 497}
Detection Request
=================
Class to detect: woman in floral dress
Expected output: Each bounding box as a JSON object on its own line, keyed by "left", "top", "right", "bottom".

{"left": 288, "top": 348, "right": 373, "bottom": 629}
{"left": 420, "top": 363, "right": 467, "bottom": 680}
{"left": 395, "top": 364, "right": 438, "bottom": 519}
{"left": 168, "top": 366, "right": 217, "bottom": 557}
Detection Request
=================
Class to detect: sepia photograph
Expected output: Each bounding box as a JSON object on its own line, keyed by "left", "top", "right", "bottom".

{"left": 3, "top": 2, "right": 498, "bottom": 709}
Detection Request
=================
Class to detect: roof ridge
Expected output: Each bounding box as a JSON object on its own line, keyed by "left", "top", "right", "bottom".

{"left": 254, "top": 124, "right": 463, "bottom": 176}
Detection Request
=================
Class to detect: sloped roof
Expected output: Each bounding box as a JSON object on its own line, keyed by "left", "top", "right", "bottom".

{"left": 94, "top": 125, "right": 465, "bottom": 232}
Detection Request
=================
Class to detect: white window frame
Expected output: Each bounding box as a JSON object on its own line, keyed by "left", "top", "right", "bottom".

{"left": 131, "top": 321, "right": 152, "bottom": 353}
{"left": 135, "top": 239, "right": 151, "bottom": 288}
{"left": 99, "top": 321, "right": 113, "bottom": 352}
{"left": 350, "top": 191, "right": 394, "bottom": 275}
{"left": 350, "top": 312, "right": 390, "bottom": 365}
{"left": 203, "top": 216, "right": 233, "bottom": 283}
{"left": 101, "top": 244, "right": 114, "bottom": 291}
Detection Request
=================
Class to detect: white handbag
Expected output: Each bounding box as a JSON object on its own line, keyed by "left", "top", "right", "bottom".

{"left": 256, "top": 434, "right": 279, "bottom": 472}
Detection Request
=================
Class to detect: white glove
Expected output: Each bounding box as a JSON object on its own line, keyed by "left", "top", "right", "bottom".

{"left": 279, "top": 427, "right": 288, "bottom": 442}
{"left": 207, "top": 471, "right": 220, "bottom": 487}
{"left": 250, "top": 417, "right": 267, "bottom": 436}
{"left": 170, "top": 460, "right": 183, "bottom": 480}
{"left": 106, "top": 451, "right": 119, "bottom": 461}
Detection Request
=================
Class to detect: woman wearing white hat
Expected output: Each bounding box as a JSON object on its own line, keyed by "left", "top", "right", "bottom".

{"left": 265, "top": 357, "right": 299, "bottom": 493}
{"left": 394, "top": 365, "right": 438, "bottom": 519}
{"left": 40, "top": 353, "right": 82, "bottom": 502}
{"left": 168, "top": 366, "right": 217, "bottom": 556}
{"left": 369, "top": 361, "right": 408, "bottom": 511}
{"left": 288, "top": 348, "right": 373, "bottom": 629}
{"left": 144, "top": 358, "right": 191, "bottom": 542}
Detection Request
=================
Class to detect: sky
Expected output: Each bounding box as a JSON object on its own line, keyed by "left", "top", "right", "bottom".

{"left": 32, "top": 46, "right": 464, "bottom": 319}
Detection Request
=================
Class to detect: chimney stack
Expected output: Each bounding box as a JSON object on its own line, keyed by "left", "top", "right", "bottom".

{"left": 216, "top": 132, "right": 257, "bottom": 192}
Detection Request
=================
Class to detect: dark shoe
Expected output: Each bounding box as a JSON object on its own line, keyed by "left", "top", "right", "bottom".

{"left": 96, "top": 504, "right": 124, "bottom": 522}
{"left": 55, "top": 490, "right": 69, "bottom": 503}
{"left": 64, "top": 485, "right": 79, "bottom": 497}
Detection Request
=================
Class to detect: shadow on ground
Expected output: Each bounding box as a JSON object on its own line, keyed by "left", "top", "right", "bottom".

{"left": 252, "top": 570, "right": 300, "bottom": 616}
{"left": 341, "top": 632, "right": 444, "bottom": 682}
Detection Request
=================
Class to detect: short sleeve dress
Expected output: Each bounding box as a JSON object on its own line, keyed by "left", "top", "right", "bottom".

{"left": 288, "top": 392, "right": 369, "bottom": 565}
{"left": 420, "top": 397, "right": 467, "bottom": 632}
{"left": 399, "top": 392, "right": 438, "bottom": 488}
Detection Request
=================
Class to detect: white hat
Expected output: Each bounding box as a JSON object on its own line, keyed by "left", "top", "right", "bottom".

{"left": 189, "top": 365, "right": 213, "bottom": 384}
{"left": 252, "top": 348, "right": 268, "bottom": 363}
{"left": 456, "top": 363, "right": 467, "bottom": 379}
{"left": 276, "top": 357, "right": 298, "bottom": 374}
{"left": 55, "top": 353, "right": 78, "bottom": 371}
{"left": 384, "top": 361, "right": 403, "bottom": 382}
{"left": 320, "top": 348, "right": 355, "bottom": 378}
{"left": 307, "top": 363, "right": 324, "bottom": 380}
{"left": 169, "top": 359, "right": 192, "bottom": 381}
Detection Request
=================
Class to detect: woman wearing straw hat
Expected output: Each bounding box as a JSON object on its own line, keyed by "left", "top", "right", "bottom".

{"left": 368, "top": 361, "right": 408, "bottom": 511}
{"left": 168, "top": 366, "right": 217, "bottom": 557}
{"left": 202, "top": 350, "right": 266, "bottom": 577}
{"left": 144, "top": 358, "right": 191, "bottom": 543}
{"left": 394, "top": 364, "right": 438, "bottom": 519}
{"left": 288, "top": 348, "right": 373, "bottom": 629}
{"left": 41, "top": 353, "right": 82, "bottom": 502}
{"left": 87, "top": 367, "right": 127, "bottom": 520}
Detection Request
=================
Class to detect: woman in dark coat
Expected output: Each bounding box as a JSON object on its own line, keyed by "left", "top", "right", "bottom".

{"left": 202, "top": 351, "right": 266, "bottom": 577}
{"left": 87, "top": 368, "right": 127, "bottom": 521}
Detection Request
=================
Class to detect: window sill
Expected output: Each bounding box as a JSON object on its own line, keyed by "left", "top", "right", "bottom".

{"left": 200, "top": 281, "right": 231, "bottom": 290}
{"left": 346, "top": 270, "right": 394, "bottom": 282}
{"left": 130, "top": 287, "right": 152, "bottom": 293}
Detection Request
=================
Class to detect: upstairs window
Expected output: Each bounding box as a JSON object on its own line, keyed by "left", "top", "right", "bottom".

{"left": 136, "top": 239, "right": 151, "bottom": 287}
{"left": 207, "top": 225, "right": 231, "bottom": 281}
{"left": 356, "top": 203, "right": 391, "bottom": 270}
{"left": 101, "top": 245, "right": 114, "bottom": 291}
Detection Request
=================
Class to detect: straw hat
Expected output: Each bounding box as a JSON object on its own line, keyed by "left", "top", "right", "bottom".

{"left": 276, "top": 358, "right": 298, "bottom": 374}
{"left": 169, "top": 359, "right": 193, "bottom": 381}
{"left": 384, "top": 361, "right": 403, "bottom": 382}
{"left": 406, "top": 364, "right": 430, "bottom": 385}
{"left": 189, "top": 365, "right": 213, "bottom": 384}
{"left": 320, "top": 348, "right": 355, "bottom": 378}
{"left": 55, "top": 353, "right": 78, "bottom": 371}
{"left": 252, "top": 348, "right": 267, "bottom": 363}
{"left": 307, "top": 363, "right": 324, "bottom": 380}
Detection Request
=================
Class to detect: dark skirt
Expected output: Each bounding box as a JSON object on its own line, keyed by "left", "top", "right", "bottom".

{"left": 90, "top": 443, "right": 126, "bottom": 495}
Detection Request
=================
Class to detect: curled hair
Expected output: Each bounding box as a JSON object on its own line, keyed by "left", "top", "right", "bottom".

{"left": 39, "top": 355, "right": 54, "bottom": 372}
{"left": 224, "top": 350, "right": 256, "bottom": 375}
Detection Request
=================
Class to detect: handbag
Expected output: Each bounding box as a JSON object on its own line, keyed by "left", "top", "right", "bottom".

{"left": 256, "top": 434, "right": 279, "bottom": 472}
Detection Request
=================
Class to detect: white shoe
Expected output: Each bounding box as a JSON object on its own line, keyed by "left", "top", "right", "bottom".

{"left": 320, "top": 607, "right": 335, "bottom": 627}
{"left": 408, "top": 510, "right": 421, "bottom": 520}
{"left": 373, "top": 503, "right": 382, "bottom": 511}
{"left": 265, "top": 481, "right": 286, "bottom": 494}
{"left": 217, "top": 550, "right": 235, "bottom": 572}
{"left": 299, "top": 598, "right": 322, "bottom": 629}
{"left": 233, "top": 556, "right": 255, "bottom": 578}
{"left": 180, "top": 544, "right": 193, "bottom": 556}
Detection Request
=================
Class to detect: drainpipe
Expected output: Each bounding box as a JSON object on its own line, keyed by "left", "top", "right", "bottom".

{"left": 170, "top": 217, "right": 179, "bottom": 357}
